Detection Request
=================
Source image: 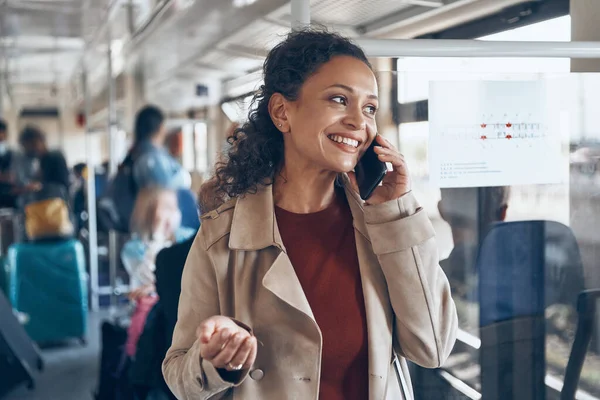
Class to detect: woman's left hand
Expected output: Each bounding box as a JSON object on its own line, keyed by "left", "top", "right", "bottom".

{"left": 349, "top": 135, "right": 410, "bottom": 205}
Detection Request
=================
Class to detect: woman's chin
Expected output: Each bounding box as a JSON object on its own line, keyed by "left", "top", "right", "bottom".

{"left": 323, "top": 157, "right": 357, "bottom": 173}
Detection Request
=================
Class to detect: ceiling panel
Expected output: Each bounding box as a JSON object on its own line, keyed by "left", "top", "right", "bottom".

{"left": 222, "top": 19, "right": 289, "bottom": 52}
{"left": 199, "top": 50, "right": 264, "bottom": 73}
{"left": 310, "top": 0, "right": 413, "bottom": 28}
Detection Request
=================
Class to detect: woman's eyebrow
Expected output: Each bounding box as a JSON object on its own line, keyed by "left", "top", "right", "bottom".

{"left": 326, "top": 83, "right": 378, "bottom": 100}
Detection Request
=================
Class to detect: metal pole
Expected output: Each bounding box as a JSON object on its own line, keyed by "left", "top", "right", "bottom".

{"left": 107, "top": 24, "right": 119, "bottom": 310}
{"left": 290, "top": 0, "right": 310, "bottom": 31}
{"left": 356, "top": 39, "right": 600, "bottom": 58}
{"left": 83, "top": 67, "right": 100, "bottom": 312}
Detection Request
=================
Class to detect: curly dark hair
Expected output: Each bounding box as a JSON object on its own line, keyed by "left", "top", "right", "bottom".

{"left": 199, "top": 28, "right": 372, "bottom": 212}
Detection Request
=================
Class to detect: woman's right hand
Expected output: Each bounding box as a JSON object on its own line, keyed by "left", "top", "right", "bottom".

{"left": 196, "top": 316, "right": 257, "bottom": 372}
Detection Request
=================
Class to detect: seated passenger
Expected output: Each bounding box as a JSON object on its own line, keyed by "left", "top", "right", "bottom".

{"left": 127, "top": 229, "right": 198, "bottom": 400}
{"left": 121, "top": 187, "right": 195, "bottom": 358}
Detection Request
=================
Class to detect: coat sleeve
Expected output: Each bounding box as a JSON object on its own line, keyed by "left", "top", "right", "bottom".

{"left": 162, "top": 230, "right": 250, "bottom": 399}
{"left": 363, "top": 191, "right": 458, "bottom": 368}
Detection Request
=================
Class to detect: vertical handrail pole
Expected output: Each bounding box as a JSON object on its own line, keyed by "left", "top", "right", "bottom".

{"left": 83, "top": 65, "right": 100, "bottom": 311}
{"left": 291, "top": 0, "right": 310, "bottom": 31}
{"left": 107, "top": 21, "right": 119, "bottom": 310}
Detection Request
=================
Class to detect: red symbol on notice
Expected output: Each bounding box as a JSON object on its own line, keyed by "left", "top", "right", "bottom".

{"left": 506, "top": 135, "right": 513, "bottom": 139}
{"left": 480, "top": 123, "right": 487, "bottom": 128}
{"left": 506, "top": 122, "right": 512, "bottom": 128}
{"left": 480, "top": 135, "right": 487, "bottom": 140}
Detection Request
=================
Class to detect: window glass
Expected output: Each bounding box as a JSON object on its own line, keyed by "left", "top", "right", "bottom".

{"left": 395, "top": 16, "right": 600, "bottom": 399}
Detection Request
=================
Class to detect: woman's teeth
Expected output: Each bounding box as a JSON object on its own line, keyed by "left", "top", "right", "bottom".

{"left": 328, "top": 135, "right": 359, "bottom": 148}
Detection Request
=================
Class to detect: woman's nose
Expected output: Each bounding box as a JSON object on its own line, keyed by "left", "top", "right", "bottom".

{"left": 342, "top": 108, "right": 367, "bottom": 131}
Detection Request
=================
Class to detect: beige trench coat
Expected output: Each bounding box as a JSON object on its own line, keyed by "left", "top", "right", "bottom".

{"left": 163, "top": 178, "right": 457, "bottom": 399}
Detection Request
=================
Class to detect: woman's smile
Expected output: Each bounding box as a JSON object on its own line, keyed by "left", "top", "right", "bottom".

{"left": 327, "top": 134, "right": 361, "bottom": 153}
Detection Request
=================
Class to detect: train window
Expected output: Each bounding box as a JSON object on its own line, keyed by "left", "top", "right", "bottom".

{"left": 181, "top": 124, "right": 195, "bottom": 171}
{"left": 194, "top": 122, "right": 208, "bottom": 173}
{"left": 395, "top": 15, "right": 600, "bottom": 400}
{"left": 397, "top": 16, "right": 571, "bottom": 104}
{"left": 221, "top": 95, "right": 254, "bottom": 123}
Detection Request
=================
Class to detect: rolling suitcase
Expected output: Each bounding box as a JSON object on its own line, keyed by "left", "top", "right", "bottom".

{"left": 0, "top": 290, "right": 44, "bottom": 397}
{"left": 8, "top": 239, "right": 88, "bottom": 344}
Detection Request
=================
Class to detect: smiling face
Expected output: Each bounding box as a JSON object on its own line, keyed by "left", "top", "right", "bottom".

{"left": 277, "top": 56, "right": 379, "bottom": 174}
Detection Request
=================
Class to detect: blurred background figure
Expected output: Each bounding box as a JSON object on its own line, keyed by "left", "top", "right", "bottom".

{"left": 130, "top": 106, "right": 189, "bottom": 191}
{"left": 120, "top": 187, "right": 195, "bottom": 359}
{"left": 164, "top": 127, "right": 183, "bottom": 164}
{"left": 0, "top": 119, "right": 16, "bottom": 208}
{"left": 438, "top": 186, "right": 510, "bottom": 299}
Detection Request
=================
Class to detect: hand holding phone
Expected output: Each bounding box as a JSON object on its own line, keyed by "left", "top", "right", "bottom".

{"left": 354, "top": 136, "right": 387, "bottom": 201}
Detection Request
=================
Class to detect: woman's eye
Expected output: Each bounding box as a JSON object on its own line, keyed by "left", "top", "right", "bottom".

{"left": 331, "top": 96, "right": 347, "bottom": 105}
{"left": 365, "top": 105, "right": 377, "bottom": 115}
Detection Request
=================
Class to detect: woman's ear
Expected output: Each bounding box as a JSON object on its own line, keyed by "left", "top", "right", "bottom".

{"left": 268, "top": 93, "right": 290, "bottom": 133}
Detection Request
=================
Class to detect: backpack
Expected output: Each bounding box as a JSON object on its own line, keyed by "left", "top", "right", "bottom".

{"left": 98, "top": 153, "right": 138, "bottom": 233}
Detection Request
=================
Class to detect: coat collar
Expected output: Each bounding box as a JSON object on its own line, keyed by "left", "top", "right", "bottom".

{"left": 228, "top": 174, "right": 369, "bottom": 251}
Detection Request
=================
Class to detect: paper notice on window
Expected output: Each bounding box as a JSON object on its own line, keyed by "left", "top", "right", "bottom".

{"left": 429, "top": 81, "right": 562, "bottom": 188}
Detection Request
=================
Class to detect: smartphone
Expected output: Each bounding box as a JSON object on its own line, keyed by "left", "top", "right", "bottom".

{"left": 354, "top": 136, "right": 387, "bottom": 201}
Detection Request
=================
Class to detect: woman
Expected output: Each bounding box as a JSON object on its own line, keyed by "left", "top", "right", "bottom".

{"left": 122, "top": 187, "right": 195, "bottom": 357}
{"left": 163, "top": 29, "right": 457, "bottom": 400}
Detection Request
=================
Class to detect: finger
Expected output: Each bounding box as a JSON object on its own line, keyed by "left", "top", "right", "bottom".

{"left": 243, "top": 337, "right": 258, "bottom": 369}
{"left": 228, "top": 336, "right": 256, "bottom": 371}
{"left": 201, "top": 328, "right": 232, "bottom": 360}
{"left": 377, "top": 151, "right": 406, "bottom": 168}
{"left": 375, "top": 134, "right": 396, "bottom": 150}
{"left": 196, "top": 319, "right": 219, "bottom": 344}
{"left": 211, "top": 332, "right": 249, "bottom": 369}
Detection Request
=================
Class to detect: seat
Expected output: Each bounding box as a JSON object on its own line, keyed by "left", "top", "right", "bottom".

{"left": 477, "top": 220, "right": 585, "bottom": 400}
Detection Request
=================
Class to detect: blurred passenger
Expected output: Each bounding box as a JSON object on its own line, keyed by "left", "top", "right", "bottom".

{"left": 98, "top": 107, "right": 190, "bottom": 233}
{"left": 0, "top": 119, "right": 16, "bottom": 207}
{"left": 165, "top": 127, "right": 183, "bottom": 162}
{"left": 11, "top": 126, "right": 41, "bottom": 189}
{"left": 121, "top": 187, "right": 195, "bottom": 358}
{"left": 163, "top": 29, "right": 457, "bottom": 400}
{"left": 130, "top": 106, "right": 189, "bottom": 191}
{"left": 72, "top": 163, "right": 87, "bottom": 232}
{"left": 438, "top": 186, "right": 510, "bottom": 298}
{"left": 15, "top": 125, "right": 70, "bottom": 191}
{"left": 127, "top": 228, "right": 198, "bottom": 400}
{"left": 0, "top": 119, "right": 14, "bottom": 181}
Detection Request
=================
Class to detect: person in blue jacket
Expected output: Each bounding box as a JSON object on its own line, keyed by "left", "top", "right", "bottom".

{"left": 129, "top": 105, "right": 190, "bottom": 191}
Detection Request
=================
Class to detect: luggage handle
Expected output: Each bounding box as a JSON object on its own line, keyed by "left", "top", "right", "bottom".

{"left": 561, "top": 289, "right": 600, "bottom": 400}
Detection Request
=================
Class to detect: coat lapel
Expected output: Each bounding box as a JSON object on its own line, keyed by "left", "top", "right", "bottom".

{"left": 262, "top": 251, "right": 316, "bottom": 322}
{"left": 229, "top": 184, "right": 317, "bottom": 324}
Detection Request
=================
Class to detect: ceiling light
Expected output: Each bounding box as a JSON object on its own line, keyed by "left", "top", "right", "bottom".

{"left": 233, "top": 0, "right": 258, "bottom": 8}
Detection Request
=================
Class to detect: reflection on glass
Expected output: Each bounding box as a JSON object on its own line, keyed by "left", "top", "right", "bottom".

{"left": 398, "top": 74, "right": 600, "bottom": 398}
